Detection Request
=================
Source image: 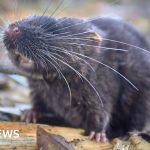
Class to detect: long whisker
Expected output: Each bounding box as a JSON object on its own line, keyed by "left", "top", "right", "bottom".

{"left": 42, "top": 18, "right": 69, "bottom": 32}
{"left": 36, "top": 51, "right": 60, "bottom": 89}
{"left": 38, "top": 35, "right": 128, "bottom": 52}
{"left": 41, "top": 1, "right": 52, "bottom": 17}
{"left": 69, "top": 51, "right": 139, "bottom": 91}
{"left": 50, "top": 0, "right": 66, "bottom": 17}
{"left": 53, "top": 0, "right": 73, "bottom": 17}
{"left": 28, "top": 49, "right": 39, "bottom": 70}
{"left": 48, "top": 16, "right": 104, "bottom": 33}
{"left": 44, "top": 31, "right": 150, "bottom": 55}
{"left": 51, "top": 31, "right": 71, "bottom": 36}
{"left": 31, "top": 53, "right": 53, "bottom": 89}
{"left": 29, "top": 38, "right": 56, "bottom": 76}
{"left": 57, "top": 68, "right": 72, "bottom": 107}
{"left": 47, "top": 31, "right": 93, "bottom": 37}
{"left": 35, "top": 51, "right": 61, "bottom": 88}
{"left": 34, "top": 51, "right": 50, "bottom": 76}
{"left": 102, "top": 38, "right": 150, "bottom": 55}
{"left": 44, "top": 40, "right": 128, "bottom": 52}
{"left": 41, "top": 47, "right": 95, "bottom": 72}
{"left": 46, "top": 45, "right": 138, "bottom": 91}
{"left": 39, "top": 50, "right": 72, "bottom": 106}
{"left": 41, "top": 49, "right": 103, "bottom": 106}
{"left": 38, "top": 47, "right": 83, "bottom": 81}
{"left": 47, "top": 51, "right": 68, "bottom": 61}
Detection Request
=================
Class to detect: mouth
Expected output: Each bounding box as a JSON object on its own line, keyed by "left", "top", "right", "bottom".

{"left": 13, "top": 50, "right": 34, "bottom": 71}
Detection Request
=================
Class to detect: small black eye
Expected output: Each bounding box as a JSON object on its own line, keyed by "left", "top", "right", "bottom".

{"left": 5, "top": 24, "right": 21, "bottom": 38}
{"left": 13, "top": 27, "right": 20, "bottom": 33}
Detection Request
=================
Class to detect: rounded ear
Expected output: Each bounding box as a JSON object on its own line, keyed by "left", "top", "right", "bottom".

{"left": 79, "top": 31, "right": 102, "bottom": 54}
{"left": 87, "top": 32, "right": 102, "bottom": 43}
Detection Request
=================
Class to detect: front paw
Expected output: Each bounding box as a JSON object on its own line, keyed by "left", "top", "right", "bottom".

{"left": 85, "top": 111, "right": 109, "bottom": 142}
{"left": 85, "top": 120, "right": 109, "bottom": 142}
{"left": 21, "top": 109, "right": 42, "bottom": 123}
{"left": 89, "top": 131, "right": 108, "bottom": 142}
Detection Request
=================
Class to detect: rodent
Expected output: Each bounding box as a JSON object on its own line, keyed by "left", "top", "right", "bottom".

{"left": 3, "top": 15, "right": 150, "bottom": 142}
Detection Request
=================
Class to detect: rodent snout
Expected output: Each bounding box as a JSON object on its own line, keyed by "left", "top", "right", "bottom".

{"left": 5, "top": 24, "right": 21, "bottom": 38}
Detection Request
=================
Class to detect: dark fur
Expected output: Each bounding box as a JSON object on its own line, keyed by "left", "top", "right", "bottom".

{"left": 3, "top": 16, "right": 150, "bottom": 140}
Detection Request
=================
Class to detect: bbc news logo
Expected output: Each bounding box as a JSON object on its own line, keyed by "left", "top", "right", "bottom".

{"left": 0, "top": 130, "right": 20, "bottom": 138}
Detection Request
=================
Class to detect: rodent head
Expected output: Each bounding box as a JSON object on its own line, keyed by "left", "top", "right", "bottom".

{"left": 3, "top": 15, "right": 58, "bottom": 74}
{"left": 3, "top": 15, "right": 101, "bottom": 76}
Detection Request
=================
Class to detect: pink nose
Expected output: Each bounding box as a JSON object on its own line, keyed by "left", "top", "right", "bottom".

{"left": 6, "top": 24, "right": 20, "bottom": 38}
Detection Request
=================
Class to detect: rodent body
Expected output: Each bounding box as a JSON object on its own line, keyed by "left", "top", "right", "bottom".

{"left": 3, "top": 16, "right": 150, "bottom": 141}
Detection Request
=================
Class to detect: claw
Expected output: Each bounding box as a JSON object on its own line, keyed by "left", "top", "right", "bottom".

{"left": 89, "top": 131, "right": 108, "bottom": 142}
{"left": 89, "top": 131, "right": 96, "bottom": 140}
{"left": 96, "top": 133, "right": 101, "bottom": 142}
{"left": 21, "top": 109, "right": 39, "bottom": 123}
